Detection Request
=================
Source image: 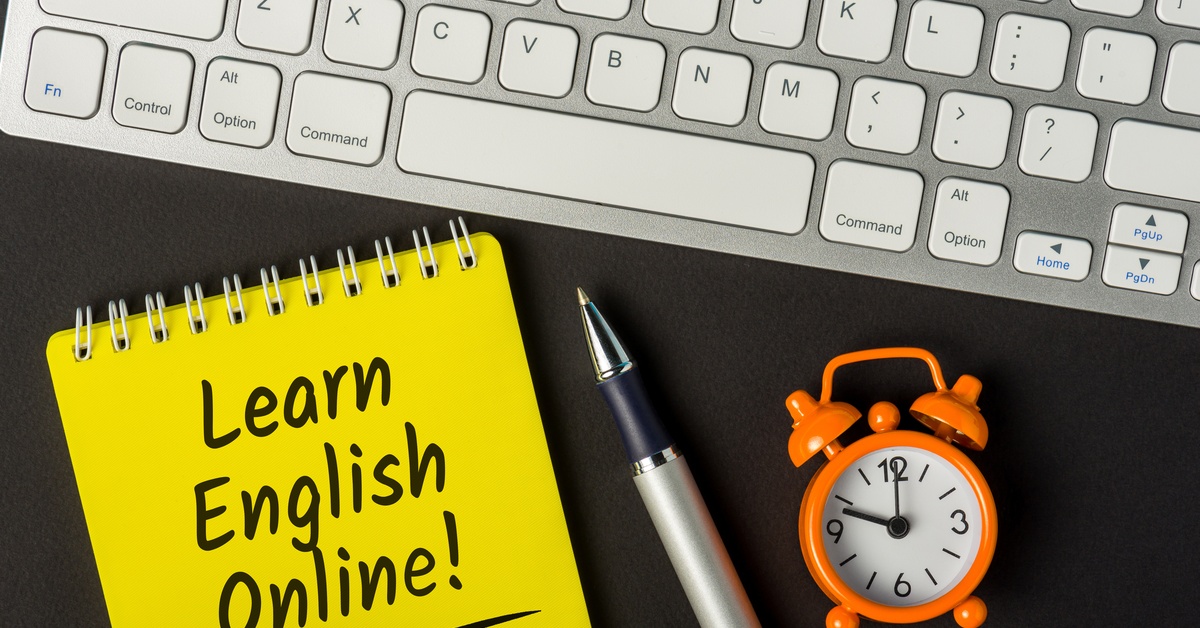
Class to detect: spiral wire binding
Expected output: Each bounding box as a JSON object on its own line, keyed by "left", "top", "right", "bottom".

{"left": 108, "top": 299, "right": 130, "bottom": 352}
{"left": 414, "top": 226, "right": 438, "bottom": 279}
{"left": 74, "top": 306, "right": 92, "bottom": 362}
{"left": 261, "top": 265, "right": 285, "bottom": 316}
{"left": 336, "top": 247, "right": 362, "bottom": 297}
{"left": 223, "top": 274, "right": 246, "bottom": 325}
{"left": 449, "top": 217, "right": 477, "bottom": 270}
{"left": 70, "top": 219, "right": 478, "bottom": 358}
{"left": 184, "top": 283, "right": 208, "bottom": 334}
{"left": 376, "top": 237, "right": 400, "bottom": 288}
{"left": 299, "top": 256, "right": 324, "bottom": 306}
{"left": 145, "top": 292, "right": 169, "bottom": 343}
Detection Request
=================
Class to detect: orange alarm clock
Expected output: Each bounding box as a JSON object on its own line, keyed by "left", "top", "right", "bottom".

{"left": 786, "top": 348, "right": 997, "bottom": 628}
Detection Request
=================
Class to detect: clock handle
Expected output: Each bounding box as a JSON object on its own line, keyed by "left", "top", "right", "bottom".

{"left": 818, "top": 347, "right": 948, "bottom": 403}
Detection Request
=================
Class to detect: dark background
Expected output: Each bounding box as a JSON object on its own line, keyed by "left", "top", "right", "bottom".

{"left": 3, "top": 20, "right": 1200, "bottom": 622}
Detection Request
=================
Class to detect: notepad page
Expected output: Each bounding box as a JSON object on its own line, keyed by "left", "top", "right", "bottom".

{"left": 45, "top": 235, "right": 589, "bottom": 627}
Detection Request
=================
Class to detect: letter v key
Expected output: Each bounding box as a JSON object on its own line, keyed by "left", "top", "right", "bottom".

{"left": 523, "top": 35, "right": 538, "bottom": 53}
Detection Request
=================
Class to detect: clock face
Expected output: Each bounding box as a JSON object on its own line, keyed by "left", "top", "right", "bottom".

{"left": 819, "top": 445, "right": 983, "bottom": 607}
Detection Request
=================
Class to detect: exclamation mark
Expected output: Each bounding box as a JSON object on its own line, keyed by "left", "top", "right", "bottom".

{"left": 445, "top": 511, "right": 462, "bottom": 590}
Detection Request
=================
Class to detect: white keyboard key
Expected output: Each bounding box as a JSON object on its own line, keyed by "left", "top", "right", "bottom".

{"left": 113, "top": 45, "right": 193, "bottom": 134}
{"left": 586, "top": 35, "right": 666, "bottom": 112}
{"left": 323, "top": 0, "right": 404, "bottom": 69}
{"left": 397, "top": 91, "right": 815, "bottom": 233}
{"left": 1108, "top": 204, "right": 1188, "bottom": 253}
{"left": 845, "top": 77, "right": 925, "bottom": 154}
{"left": 1013, "top": 232, "right": 1092, "bottom": 281}
{"left": 1157, "top": 0, "right": 1200, "bottom": 27}
{"left": 23, "top": 29, "right": 106, "bottom": 119}
{"left": 236, "top": 0, "right": 317, "bottom": 55}
{"left": 1102, "top": 245, "right": 1181, "bottom": 295}
{"left": 1192, "top": 262, "right": 1200, "bottom": 300}
{"left": 990, "top": 14, "right": 1070, "bottom": 91}
{"left": 928, "top": 178, "right": 1009, "bottom": 266}
{"left": 494, "top": 0, "right": 537, "bottom": 4}
{"left": 672, "top": 49, "right": 752, "bottom": 125}
{"left": 1105, "top": 120, "right": 1200, "bottom": 203}
{"left": 500, "top": 21, "right": 579, "bottom": 98}
{"left": 645, "top": 0, "right": 720, "bottom": 34}
{"left": 759, "top": 63, "right": 839, "bottom": 140}
{"left": 1163, "top": 42, "right": 1200, "bottom": 116}
{"left": 731, "top": 0, "right": 808, "bottom": 48}
{"left": 1077, "top": 28, "right": 1156, "bottom": 105}
{"left": 286, "top": 73, "right": 390, "bottom": 165}
{"left": 904, "top": 0, "right": 984, "bottom": 77}
{"left": 932, "top": 92, "right": 1012, "bottom": 169}
{"left": 39, "top": 0, "right": 227, "bottom": 40}
{"left": 411, "top": 6, "right": 492, "bottom": 83}
{"left": 819, "top": 160, "right": 924, "bottom": 252}
{"left": 1017, "top": 105, "right": 1098, "bottom": 182}
{"left": 1071, "top": 0, "right": 1144, "bottom": 16}
{"left": 817, "top": 0, "right": 898, "bottom": 63}
{"left": 558, "top": 0, "right": 630, "bottom": 20}
{"left": 199, "top": 58, "right": 282, "bottom": 148}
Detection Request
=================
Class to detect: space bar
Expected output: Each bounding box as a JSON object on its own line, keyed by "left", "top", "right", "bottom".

{"left": 396, "top": 91, "right": 814, "bottom": 234}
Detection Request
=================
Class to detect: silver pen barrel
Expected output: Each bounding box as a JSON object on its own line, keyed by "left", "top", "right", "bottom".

{"left": 633, "top": 451, "right": 760, "bottom": 628}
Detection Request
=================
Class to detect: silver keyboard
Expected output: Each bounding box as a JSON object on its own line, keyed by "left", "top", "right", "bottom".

{"left": 3, "top": 0, "right": 1200, "bottom": 327}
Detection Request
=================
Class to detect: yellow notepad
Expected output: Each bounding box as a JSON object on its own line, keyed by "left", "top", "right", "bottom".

{"left": 45, "top": 229, "right": 589, "bottom": 628}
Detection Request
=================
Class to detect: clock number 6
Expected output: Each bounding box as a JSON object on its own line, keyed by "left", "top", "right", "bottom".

{"left": 950, "top": 509, "right": 970, "bottom": 535}
{"left": 894, "top": 573, "right": 911, "bottom": 598}
{"left": 826, "top": 519, "right": 843, "bottom": 544}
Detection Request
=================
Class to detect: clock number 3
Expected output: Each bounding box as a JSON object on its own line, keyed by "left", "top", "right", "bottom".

{"left": 950, "top": 509, "right": 970, "bottom": 535}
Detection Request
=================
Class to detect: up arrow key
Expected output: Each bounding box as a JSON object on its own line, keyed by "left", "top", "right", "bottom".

{"left": 1145, "top": 215, "right": 1156, "bottom": 227}
{"left": 1050, "top": 243, "right": 1063, "bottom": 254}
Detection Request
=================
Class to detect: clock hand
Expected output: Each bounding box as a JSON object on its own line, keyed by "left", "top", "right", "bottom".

{"left": 842, "top": 508, "right": 890, "bottom": 527}
{"left": 893, "top": 460, "right": 902, "bottom": 519}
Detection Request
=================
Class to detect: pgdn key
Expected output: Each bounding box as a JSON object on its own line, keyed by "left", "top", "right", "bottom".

{"left": 1102, "top": 245, "right": 1182, "bottom": 295}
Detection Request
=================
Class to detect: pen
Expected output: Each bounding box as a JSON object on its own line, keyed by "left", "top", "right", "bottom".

{"left": 576, "top": 288, "right": 760, "bottom": 628}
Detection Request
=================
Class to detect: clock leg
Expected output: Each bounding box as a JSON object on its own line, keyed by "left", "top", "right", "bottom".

{"left": 826, "top": 605, "right": 859, "bottom": 628}
{"left": 953, "top": 596, "right": 987, "bottom": 627}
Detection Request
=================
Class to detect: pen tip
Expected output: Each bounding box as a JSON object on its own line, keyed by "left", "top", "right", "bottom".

{"left": 576, "top": 287, "right": 590, "bottom": 306}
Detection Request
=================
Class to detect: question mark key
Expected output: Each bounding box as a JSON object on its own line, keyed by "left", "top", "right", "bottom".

{"left": 1018, "top": 105, "right": 1099, "bottom": 182}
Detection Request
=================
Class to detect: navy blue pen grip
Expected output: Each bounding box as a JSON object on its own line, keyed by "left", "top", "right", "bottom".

{"left": 597, "top": 370, "right": 675, "bottom": 464}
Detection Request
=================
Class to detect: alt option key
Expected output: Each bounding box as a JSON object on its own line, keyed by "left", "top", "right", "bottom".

{"left": 199, "top": 58, "right": 282, "bottom": 148}
{"left": 928, "top": 178, "right": 1009, "bottom": 266}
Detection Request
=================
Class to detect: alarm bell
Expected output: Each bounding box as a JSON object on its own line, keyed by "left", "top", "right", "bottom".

{"left": 786, "top": 390, "right": 859, "bottom": 467}
{"left": 910, "top": 374, "right": 988, "bottom": 451}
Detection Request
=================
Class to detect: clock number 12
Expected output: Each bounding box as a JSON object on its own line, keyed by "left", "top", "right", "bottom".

{"left": 877, "top": 456, "right": 909, "bottom": 482}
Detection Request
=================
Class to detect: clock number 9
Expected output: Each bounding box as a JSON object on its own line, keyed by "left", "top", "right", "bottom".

{"left": 950, "top": 509, "right": 970, "bottom": 535}
{"left": 826, "top": 519, "right": 843, "bottom": 544}
{"left": 894, "top": 573, "right": 911, "bottom": 598}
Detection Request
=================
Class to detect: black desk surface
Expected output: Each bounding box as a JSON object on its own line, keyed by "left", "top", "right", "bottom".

{"left": 3, "top": 119, "right": 1200, "bottom": 626}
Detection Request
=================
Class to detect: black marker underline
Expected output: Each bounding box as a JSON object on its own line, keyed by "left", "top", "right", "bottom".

{"left": 455, "top": 609, "right": 542, "bottom": 628}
